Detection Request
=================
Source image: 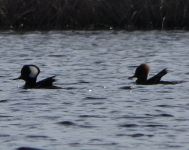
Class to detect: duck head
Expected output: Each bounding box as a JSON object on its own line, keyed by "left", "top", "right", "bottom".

{"left": 129, "top": 64, "right": 150, "bottom": 83}
{"left": 14, "top": 65, "right": 40, "bottom": 87}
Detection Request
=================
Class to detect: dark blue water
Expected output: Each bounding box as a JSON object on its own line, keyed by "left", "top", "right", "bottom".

{"left": 0, "top": 31, "right": 189, "bottom": 150}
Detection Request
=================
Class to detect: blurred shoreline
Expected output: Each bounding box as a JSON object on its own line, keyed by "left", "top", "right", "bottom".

{"left": 0, "top": 0, "right": 189, "bottom": 31}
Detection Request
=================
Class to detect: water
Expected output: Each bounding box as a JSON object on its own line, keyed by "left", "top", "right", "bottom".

{"left": 0, "top": 30, "right": 189, "bottom": 150}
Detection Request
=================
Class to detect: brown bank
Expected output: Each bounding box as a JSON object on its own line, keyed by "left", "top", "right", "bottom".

{"left": 0, "top": 0, "right": 189, "bottom": 31}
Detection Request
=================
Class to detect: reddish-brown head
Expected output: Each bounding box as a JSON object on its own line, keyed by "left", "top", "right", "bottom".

{"left": 129, "top": 64, "right": 150, "bottom": 81}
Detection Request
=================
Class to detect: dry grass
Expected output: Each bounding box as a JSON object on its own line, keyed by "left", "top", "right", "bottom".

{"left": 0, "top": 0, "right": 189, "bottom": 30}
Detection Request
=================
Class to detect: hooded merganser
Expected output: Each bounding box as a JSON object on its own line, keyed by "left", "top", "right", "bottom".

{"left": 129, "top": 64, "right": 181, "bottom": 85}
{"left": 14, "top": 65, "right": 60, "bottom": 89}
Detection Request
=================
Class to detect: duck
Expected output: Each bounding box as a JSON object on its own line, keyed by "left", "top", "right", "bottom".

{"left": 14, "top": 65, "right": 61, "bottom": 89}
{"left": 128, "top": 64, "right": 182, "bottom": 85}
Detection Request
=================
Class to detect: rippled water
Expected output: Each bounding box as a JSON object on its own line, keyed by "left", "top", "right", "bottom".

{"left": 0, "top": 31, "right": 189, "bottom": 150}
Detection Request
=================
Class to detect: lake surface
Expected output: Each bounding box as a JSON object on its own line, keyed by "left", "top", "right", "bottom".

{"left": 0, "top": 30, "right": 189, "bottom": 150}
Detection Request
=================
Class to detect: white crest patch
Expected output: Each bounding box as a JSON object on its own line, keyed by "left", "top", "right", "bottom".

{"left": 29, "top": 66, "right": 39, "bottom": 78}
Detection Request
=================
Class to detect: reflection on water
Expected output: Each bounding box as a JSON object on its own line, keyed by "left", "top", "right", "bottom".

{"left": 0, "top": 31, "right": 189, "bottom": 150}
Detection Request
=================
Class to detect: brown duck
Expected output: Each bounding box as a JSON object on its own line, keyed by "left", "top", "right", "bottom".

{"left": 129, "top": 64, "right": 182, "bottom": 85}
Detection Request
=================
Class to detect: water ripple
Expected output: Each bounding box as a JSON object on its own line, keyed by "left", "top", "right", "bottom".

{"left": 0, "top": 31, "right": 189, "bottom": 150}
{"left": 16, "top": 147, "right": 44, "bottom": 150}
{"left": 57, "top": 121, "right": 76, "bottom": 126}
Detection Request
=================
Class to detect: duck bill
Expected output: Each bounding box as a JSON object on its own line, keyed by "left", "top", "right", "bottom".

{"left": 128, "top": 75, "right": 136, "bottom": 79}
{"left": 13, "top": 76, "right": 22, "bottom": 80}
